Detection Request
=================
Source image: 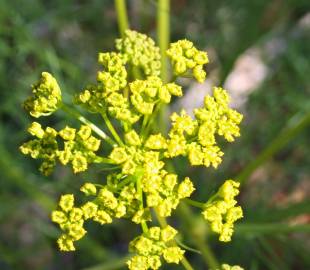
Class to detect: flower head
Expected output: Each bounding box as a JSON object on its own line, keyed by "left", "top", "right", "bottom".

{"left": 24, "top": 72, "right": 62, "bottom": 117}
{"left": 21, "top": 30, "right": 244, "bottom": 270}
{"left": 202, "top": 180, "right": 243, "bottom": 242}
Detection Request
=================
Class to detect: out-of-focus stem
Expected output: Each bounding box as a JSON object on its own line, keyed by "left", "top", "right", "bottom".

{"left": 114, "top": 0, "right": 129, "bottom": 37}
{"left": 178, "top": 203, "right": 220, "bottom": 270}
{"left": 154, "top": 208, "right": 194, "bottom": 270}
{"left": 236, "top": 111, "right": 310, "bottom": 184}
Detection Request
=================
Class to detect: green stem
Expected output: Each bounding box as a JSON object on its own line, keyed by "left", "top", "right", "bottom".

{"left": 136, "top": 169, "right": 148, "bottom": 233}
{"left": 178, "top": 203, "right": 220, "bottom": 270}
{"left": 101, "top": 112, "right": 125, "bottom": 146}
{"left": 184, "top": 198, "right": 205, "bottom": 209}
{"left": 141, "top": 103, "right": 161, "bottom": 139}
{"left": 98, "top": 166, "right": 121, "bottom": 172}
{"left": 175, "top": 239, "right": 202, "bottom": 255}
{"left": 140, "top": 114, "right": 150, "bottom": 136}
{"left": 117, "top": 175, "right": 135, "bottom": 190}
{"left": 82, "top": 255, "right": 132, "bottom": 270}
{"left": 114, "top": 0, "right": 129, "bottom": 37}
{"left": 157, "top": 0, "right": 170, "bottom": 82}
{"left": 154, "top": 208, "right": 194, "bottom": 270}
{"left": 93, "top": 157, "right": 117, "bottom": 164}
{"left": 157, "top": 0, "right": 170, "bottom": 135}
{"left": 235, "top": 222, "right": 310, "bottom": 235}
{"left": 61, "top": 103, "right": 116, "bottom": 146}
{"left": 180, "top": 258, "right": 195, "bottom": 270}
{"left": 197, "top": 242, "right": 219, "bottom": 270}
{"left": 236, "top": 111, "right": 310, "bottom": 184}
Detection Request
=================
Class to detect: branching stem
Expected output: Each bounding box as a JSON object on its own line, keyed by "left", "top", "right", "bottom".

{"left": 101, "top": 112, "right": 125, "bottom": 146}
{"left": 61, "top": 103, "right": 116, "bottom": 146}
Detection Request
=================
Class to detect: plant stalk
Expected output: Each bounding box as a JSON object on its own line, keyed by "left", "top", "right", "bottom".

{"left": 157, "top": 0, "right": 170, "bottom": 134}
{"left": 178, "top": 203, "right": 220, "bottom": 270}
{"left": 184, "top": 198, "right": 206, "bottom": 209}
{"left": 236, "top": 111, "right": 310, "bottom": 184}
{"left": 114, "top": 0, "right": 129, "bottom": 37}
{"left": 157, "top": 0, "right": 170, "bottom": 82}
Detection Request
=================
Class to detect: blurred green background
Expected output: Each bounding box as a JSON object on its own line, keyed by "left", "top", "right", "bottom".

{"left": 0, "top": 0, "right": 309, "bottom": 269}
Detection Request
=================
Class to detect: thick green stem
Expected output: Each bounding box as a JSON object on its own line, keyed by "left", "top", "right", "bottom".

{"left": 114, "top": 0, "right": 129, "bottom": 37}
{"left": 236, "top": 111, "right": 310, "bottom": 184}
{"left": 157, "top": 0, "right": 170, "bottom": 134}
{"left": 157, "top": 0, "right": 170, "bottom": 82}
{"left": 61, "top": 103, "right": 116, "bottom": 146}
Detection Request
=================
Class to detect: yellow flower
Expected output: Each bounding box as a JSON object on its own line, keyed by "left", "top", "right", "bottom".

{"left": 202, "top": 180, "right": 243, "bottom": 242}
{"left": 23, "top": 72, "right": 62, "bottom": 117}
{"left": 116, "top": 30, "right": 161, "bottom": 77}
{"left": 167, "top": 39, "right": 209, "bottom": 82}
{"left": 81, "top": 202, "right": 98, "bottom": 219}
{"left": 57, "top": 234, "right": 75, "bottom": 251}
{"left": 177, "top": 177, "right": 195, "bottom": 199}
{"left": 59, "top": 194, "right": 74, "bottom": 212}
{"left": 162, "top": 247, "right": 184, "bottom": 264}
{"left": 80, "top": 183, "right": 97, "bottom": 196}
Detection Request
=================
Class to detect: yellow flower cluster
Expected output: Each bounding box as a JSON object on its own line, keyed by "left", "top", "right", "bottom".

{"left": 75, "top": 52, "right": 129, "bottom": 116}
{"left": 20, "top": 122, "right": 58, "bottom": 175}
{"left": 202, "top": 180, "right": 243, "bottom": 242}
{"left": 130, "top": 77, "right": 182, "bottom": 115}
{"left": 166, "top": 39, "right": 209, "bottom": 82}
{"left": 52, "top": 194, "right": 88, "bottom": 251}
{"left": 21, "top": 30, "right": 244, "bottom": 270}
{"left": 109, "top": 144, "right": 195, "bottom": 218}
{"left": 116, "top": 30, "right": 161, "bottom": 77}
{"left": 98, "top": 52, "right": 128, "bottom": 92}
{"left": 76, "top": 56, "right": 181, "bottom": 125}
{"left": 128, "top": 225, "right": 184, "bottom": 270}
{"left": 195, "top": 87, "right": 243, "bottom": 142}
{"left": 57, "top": 125, "right": 101, "bottom": 173}
{"left": 23, "top": 72, "right": 62, "bottom": 118}
{"left": 164, "top": 87, "right": 242, "bottom": 169}
{"left": 52, "top": 182, "right": 140, "bottom": 251}
{"left": 20, "top": 122, "right": 101, "bottom": 175}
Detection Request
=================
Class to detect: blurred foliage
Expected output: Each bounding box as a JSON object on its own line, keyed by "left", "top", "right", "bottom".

{"left": 0, "top": 0, "right": 309, "bottom": 269}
